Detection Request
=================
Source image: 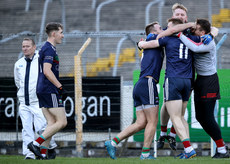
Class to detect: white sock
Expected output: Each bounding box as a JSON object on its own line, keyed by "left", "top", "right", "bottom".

{"left": 160, "top": 132, "right": 167, "bottom": 137}
{"left": 217, "top": 146, "right": 227, "bottom": 154}
{"left": 168, "top": 132, "right": 176, "bottom": 138}
{"left": 141, "top": 152, "right": 150, "bottom": 157}
{"left": 33, "top": 141, "right": 40, "bottom": 147}
{"left": 111, "top": 140, "right": 117, "bottom": 147}
{"left": 184, "top": 146, "right": 193, "bottom": 153}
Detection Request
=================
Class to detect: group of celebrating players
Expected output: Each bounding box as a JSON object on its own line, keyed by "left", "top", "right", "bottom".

{"left": 14, "top": 2, "right": 229, "bottom": 160}
{"left": 105, "top": 3, "right": 229, "bottom": 160}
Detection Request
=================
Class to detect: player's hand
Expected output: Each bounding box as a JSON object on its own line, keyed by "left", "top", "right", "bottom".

{"left": 137, "top": 38, "right": 144, "bottom": 50}
{"left": 137, "top": 38, "right": 146, "bottom": 50}
{"left": 136, "top": 41, "right": 142, "bottom": 50}
{"left": 201, "top": 34, "right": 213, "bottom": 45}
{"left": 58, "top": 86, "right": 68, "bottom": 101}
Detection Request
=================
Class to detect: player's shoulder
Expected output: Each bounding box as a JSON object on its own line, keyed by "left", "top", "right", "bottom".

{"left": 40, "top": 42, "right": 56, "bottom": 55}
{"left": 186, "top": 34, "right": 201, "bottom": 42}
{"left": 146, "top": 33, "right": 157, "bottom": 41}
{"left": 158, "top": 35, "right": 172, "bottom": 42}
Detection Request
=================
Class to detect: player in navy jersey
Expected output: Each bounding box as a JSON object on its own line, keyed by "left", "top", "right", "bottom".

{"left": 159, "top": 18, "right": 229, "bottom": 158}
{"left": 27, "top": 22, "right": 67, "bottom": 159}
{"left": 138, "top": 18, "right": 201, "bottom": 159}
{"left": 156, "top": 3, "right": 189, "bottom": 151}
{"left": 156, "top": 4, "right": 215, "bottom": 151}
{"left": 105, "top": 22, "right": 164, "bottom": 160}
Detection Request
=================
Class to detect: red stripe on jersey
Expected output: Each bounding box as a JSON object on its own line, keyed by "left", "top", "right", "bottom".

{"left": 53, "top": 60, "right": 59, "bottom": 64}
{"left": 182, "top": 35, "right": 203, "bottom": 46}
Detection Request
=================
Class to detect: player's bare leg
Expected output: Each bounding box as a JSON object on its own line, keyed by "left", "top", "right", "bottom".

{"left": 41, "top": 107, "right": 67, "bottom": 139}
{"left": 158, "top": 102, "right": 177, "bottom": 150}
{"left": 166, "top": 100, "right": 196, "bottom": 159}
{"left": 117, "top": 110, "right": 147, "bottom": 140}
{"left": 157, "top": 103, "right": 169, "bottom": 149}
{"left": 182, "top": 102, "right": 189, "bottom": 137}
{"left": 140, "top": 106, "right": 158, "bottom": 159}
{"left": 38, "top": 108, "right": 56, "bottom": 159}
{"left": 160, "top": 103, "right": 170, "bottom": 126}
{"left": 28, "top": 107, "right": 67, "bottom": 159}
{"left": 142, "top": 106, "right": 158, "bottom": 148}
{"left": 105, "top": 106, "right": 158, "bottom": 160}
{"left": 166, "top": 100, "right": 188, "bottom": 140}
{"left": 105, "top": 110, "right": 147, "bottom": 159}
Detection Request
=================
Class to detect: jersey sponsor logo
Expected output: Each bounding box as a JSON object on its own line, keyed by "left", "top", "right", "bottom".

{"left": 44, "top": 56, "right": 53, "bottom": 61}
{"left": 58, "top": 98, "right": 63, "bottom": 105}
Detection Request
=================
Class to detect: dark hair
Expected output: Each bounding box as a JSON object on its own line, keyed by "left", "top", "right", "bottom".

{"left": 23, "top": 38, "right": 35, "bottom": 46}
{"left": 196, "top": 19, "right": 211, "bottom": 34}
{"left": 45, "top": 22, "right": 63, "bottom": 36}
{"left": 167, "top": 18, "right": 183, "bottom": 25}
{"left": 145, "top": 22, "right": 159, "bottom": 36}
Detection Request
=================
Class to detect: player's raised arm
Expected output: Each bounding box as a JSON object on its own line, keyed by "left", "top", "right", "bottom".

{"left": 179, "top": 33, "right": 212, "bottom": 53}
{"left": 156, "top": 22, "right": 195, "bottom": 39}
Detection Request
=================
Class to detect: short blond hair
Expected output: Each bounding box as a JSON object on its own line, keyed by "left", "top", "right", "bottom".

{"left": 172, "top": 3, "right": 187, "bottom": 14}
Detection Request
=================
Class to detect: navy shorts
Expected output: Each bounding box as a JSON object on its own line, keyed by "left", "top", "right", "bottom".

{"left": 164, "top": 77, "right": 191, "bottom": 101}
{"left": 133, "top": 77, "right": 159, "bottom": 110}
{"left": 37, "top": 93, "right": 64, "bottom": 108}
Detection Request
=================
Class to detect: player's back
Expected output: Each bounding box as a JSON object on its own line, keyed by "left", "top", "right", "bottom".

{"left": 158, "top": 36, "right": 194, "bottom": 79}
{"left": 139, "top": 33, "right": 164, "bottom": 83}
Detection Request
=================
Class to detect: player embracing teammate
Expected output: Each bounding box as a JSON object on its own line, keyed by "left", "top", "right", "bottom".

{"left": 138, "top": 3, "right": 229, "bottom": 160}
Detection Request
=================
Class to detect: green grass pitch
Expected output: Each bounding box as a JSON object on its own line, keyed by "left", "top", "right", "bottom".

{"left": 0, "top": 155, "right": 230, "bottom": 164}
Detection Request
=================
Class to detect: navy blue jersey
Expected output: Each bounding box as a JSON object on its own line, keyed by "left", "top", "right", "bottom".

{"left": 139, "top": 33, "right": 164, "bottom": 83}
{"left": 158, "top": 35, "right": 200, "bottom": 78}
{"left": 37, "top": 41, "right": 60, "bottom": 94}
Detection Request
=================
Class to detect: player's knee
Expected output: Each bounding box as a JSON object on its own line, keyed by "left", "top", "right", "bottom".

{"left": 63, "top": 119, "right": 67, "bottom": 128}
{"left": 59, "top": 120, "right": 67, "bottom": 129}
{"left": 136, "top": 121, "right": 146, "bottom": 130}
{"left": 56, "top": 118, "right": 67, "bottom": 130}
